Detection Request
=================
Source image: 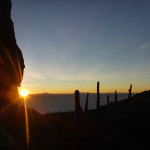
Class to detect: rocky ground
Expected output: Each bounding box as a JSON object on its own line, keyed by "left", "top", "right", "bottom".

{"left": 0, "top": 90, "right": 150, "bottom": 150}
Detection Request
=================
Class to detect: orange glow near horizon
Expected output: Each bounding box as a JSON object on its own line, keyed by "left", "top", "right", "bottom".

{"left": 19, "top": 82, "right": 149, "bottom": 94}
{"left": 19, "top": 89, "right": 143, "bottom": 94}
{"left": 18, "top": 88, "right": 144, "bottom": 94}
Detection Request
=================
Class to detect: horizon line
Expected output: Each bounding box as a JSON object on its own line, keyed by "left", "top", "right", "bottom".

{"left": 28, "top": 92, "right": 139, "bottom": 95}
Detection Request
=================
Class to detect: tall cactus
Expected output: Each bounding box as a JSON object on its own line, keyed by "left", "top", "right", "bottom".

{"left": 128, "top": 84, "right": 132, "bottom": 101}
{"left": 85, "top": 93, "right": 89, "bottom": 112}
{"left": 115, "top": 90, "right": 117, "bottom": 103}
{"left": 74, "top": 90, "right": 81, "bottom": 128}
{"left": 96, "top": 82, "right": 100, "bottom": 109}
{"left": 107, "top": 95, "right": 110, "bottom": 105}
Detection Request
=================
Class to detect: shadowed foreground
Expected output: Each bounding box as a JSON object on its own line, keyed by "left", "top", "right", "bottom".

{"left": 0, "top": 90, "right": 150, "bottom": 150}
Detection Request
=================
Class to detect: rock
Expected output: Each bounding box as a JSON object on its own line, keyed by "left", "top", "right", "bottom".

{"left": 0, "top": 0, "right": 25, "bottom": 102}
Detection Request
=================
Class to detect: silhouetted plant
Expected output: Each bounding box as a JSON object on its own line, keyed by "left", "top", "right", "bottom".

{"left": 115, "top": 90, "right": 117, "bottom": 103}
{"left": 74, "top": 90, "right": 81, "bottom": 128}
{"left": 107, "top": 95, "right": 110, "bottom": 105}
{"left": 96, "top": 82, "right": 100, "bottom": 109}
{"left": 128, "top": 84, "right": 132, "bottom": 101}
{"left": 85, "top": 93, "right": 89, "bottom": 112}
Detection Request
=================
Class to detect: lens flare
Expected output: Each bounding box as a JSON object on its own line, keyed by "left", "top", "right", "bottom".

{"left": 20, "top": 90, "right": 28, "bottom": 97}
{"left": 24, "top": 98, "right": 29, "bottom": 149}
{"left": 20, "top": 90, "right": 30, "bottom": 148}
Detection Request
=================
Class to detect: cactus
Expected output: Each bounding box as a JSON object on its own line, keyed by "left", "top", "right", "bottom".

{"left": 85, "top": 93, "right": 89, "bottom": 112}
{"left": 115, "top": 90, "right": 117, "bottom": 103}
{"left": 128, "top": 84, "right": 132, "bottom": 101}
{"left": 74, "top": 90, "right": 81, "bottom": 128}
{"left": 96, "top": 82, "right": 100, "bottom": 109}
{"left": 107, "top": 95, "right": 110, "bottom": 105}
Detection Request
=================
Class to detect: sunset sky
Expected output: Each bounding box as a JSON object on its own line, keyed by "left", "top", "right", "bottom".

{"left": 11, "top": 0, "right": 150, "bottom": 94}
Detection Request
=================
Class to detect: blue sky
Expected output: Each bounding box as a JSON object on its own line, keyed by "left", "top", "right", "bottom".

{"left": 11, "top": 0, "right": 150, "bottom": 93}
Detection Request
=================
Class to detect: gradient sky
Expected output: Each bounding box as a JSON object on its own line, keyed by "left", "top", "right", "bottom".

{"left": 11, "top": 0, "right": 150, "bottom": 94}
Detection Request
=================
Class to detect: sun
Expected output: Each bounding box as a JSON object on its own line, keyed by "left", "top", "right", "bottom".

{"left": 20, "top": 90, "right": 28, "bottom": 97}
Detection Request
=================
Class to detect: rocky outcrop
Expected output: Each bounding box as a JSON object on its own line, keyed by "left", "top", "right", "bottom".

{"left": 0, "top": 0, "right": 25, "bottom": 102}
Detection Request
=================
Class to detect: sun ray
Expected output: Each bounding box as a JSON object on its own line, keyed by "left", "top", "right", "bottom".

{"left": 24, "top": 97, "right": 30, "bottom": 149}
{"left": 20, "top": 90, "right": 30, "bottom": 148}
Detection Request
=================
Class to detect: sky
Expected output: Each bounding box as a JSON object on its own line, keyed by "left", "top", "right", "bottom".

{"left": 11, "top": 0, "right": 150, "bottom": 94}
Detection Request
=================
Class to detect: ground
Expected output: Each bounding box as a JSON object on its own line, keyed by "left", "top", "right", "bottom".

{"left": 0, "top": 90, "right": 150, "bottom": 150}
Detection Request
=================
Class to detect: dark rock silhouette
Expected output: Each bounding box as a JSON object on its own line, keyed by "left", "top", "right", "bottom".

{"left": 0, "top": 0, "right": 25, "bottom": 105}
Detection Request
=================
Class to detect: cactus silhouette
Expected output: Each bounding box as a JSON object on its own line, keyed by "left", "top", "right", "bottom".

{"left": 85, "top": 93, "right": 89, "bottom": 112}
{"left": 74, "top": 90, "right": 81, "bottom": 128}
{"left": 115, "top": 90, "right": 117, "bottom": 103}
{"left": 96, "top": 82, "right": 100, "bottom": 109}
{"left": 128, "top": 84, "right": 132, "bottom": 101}
{"left": 107, "top": 95, "right": 110, "bottom": 105}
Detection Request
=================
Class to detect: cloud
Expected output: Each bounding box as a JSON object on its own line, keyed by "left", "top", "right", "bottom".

{"left": 43, "top": 62, "right": 109, "bottom": 81}
{"left": 21, "top": 70, "right": 46, "bottom": 87}
{"left": 24, "top": 71, "right": 46, "bottom": 80}
{"left": 23, "top": 84, "right": 40, "bottom": 87}
{"left": 140, "top": 42, "right": 150, "bottom": 49}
